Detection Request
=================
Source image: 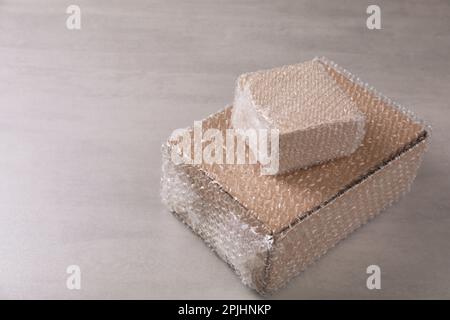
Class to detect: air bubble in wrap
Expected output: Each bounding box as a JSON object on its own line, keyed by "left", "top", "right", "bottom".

{"left": 161, "top": 57, "right": 429, "bottom": 295}
{"left": 232, "top": 59, "right": 366, "bottom": 174}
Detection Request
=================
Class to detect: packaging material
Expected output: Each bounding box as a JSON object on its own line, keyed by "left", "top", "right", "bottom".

{"left": 161, "top": 57, "right": 429, "bottom": 295}
{"left": 232, "top": 59, "right": 366, "bottom": 174}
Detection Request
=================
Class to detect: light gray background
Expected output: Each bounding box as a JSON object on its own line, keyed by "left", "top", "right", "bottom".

{"left": 0, "top": 0, "right": 449, "bottom": 299}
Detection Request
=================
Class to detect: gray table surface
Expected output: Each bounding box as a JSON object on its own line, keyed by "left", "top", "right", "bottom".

{"left": 1, "top": 0, "right": 449, "bottom": 299}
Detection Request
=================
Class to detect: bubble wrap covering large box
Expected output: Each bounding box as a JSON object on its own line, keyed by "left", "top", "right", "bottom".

{"left": 232, "top": 59, "right": 366, "bottom": 174}
{"left": 161, "top": 57, "right": 429, "bottom": 295}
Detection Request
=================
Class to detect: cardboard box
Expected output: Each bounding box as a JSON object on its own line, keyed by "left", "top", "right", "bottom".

{"left": 161, "top": 58, "right": 429, "bottom": 294}
{"left": 232, "top": 59, "right": 366, "bottom": 174}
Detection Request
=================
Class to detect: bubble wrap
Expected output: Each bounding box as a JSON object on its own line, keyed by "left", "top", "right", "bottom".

{"left": 161, "top": 57, "right": 429, "bottom": 295}
{"left": 232, "top": 59, "right": 366, "bottom": 174}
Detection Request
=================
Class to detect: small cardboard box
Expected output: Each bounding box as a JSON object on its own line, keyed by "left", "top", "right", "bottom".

{"left": 161, "top": 58, "right": 429, "bottom": 295}
{"left": 232, "top": 59, "right": 366, "bottom": 174}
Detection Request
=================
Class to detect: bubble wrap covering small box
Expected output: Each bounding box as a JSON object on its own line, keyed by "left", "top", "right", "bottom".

{"left": 232, "top": 59, "right": 366, "bottom": 174}
{"left": 161, "top": 57, "right": 429, "bottom": 295}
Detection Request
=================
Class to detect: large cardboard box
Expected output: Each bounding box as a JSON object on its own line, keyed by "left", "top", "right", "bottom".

{"left": 161, "top": 58, "right": 429, "bottom": 294}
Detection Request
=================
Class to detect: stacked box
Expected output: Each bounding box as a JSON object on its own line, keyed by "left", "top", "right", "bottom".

{"left": 161, "top": 57, "right": 429, "bottom": 294}
{"left": 232, "top": 59, "right": 366, "bottom": 174}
